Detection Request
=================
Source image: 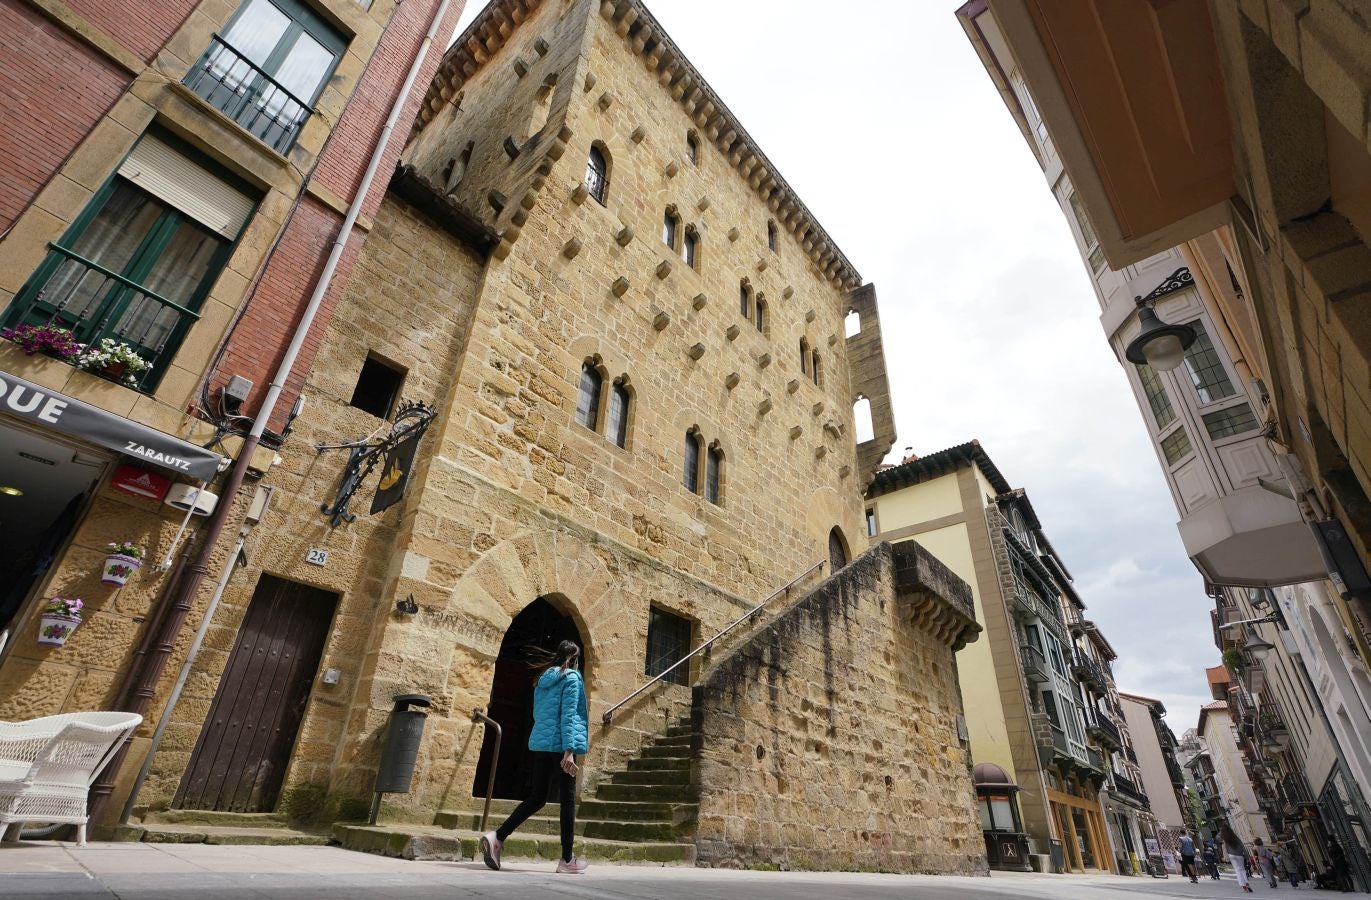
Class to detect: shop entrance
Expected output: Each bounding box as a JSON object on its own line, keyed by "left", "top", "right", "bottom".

{"left": 473, "top": 597, "right": 584, "bottom": 800}
{"left": 0, "top": 423, "right": 107, "bottom": 654}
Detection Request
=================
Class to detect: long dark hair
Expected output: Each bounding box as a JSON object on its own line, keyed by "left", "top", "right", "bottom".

{"left": 523, "top": 639, "right": 581, "bottom": 675}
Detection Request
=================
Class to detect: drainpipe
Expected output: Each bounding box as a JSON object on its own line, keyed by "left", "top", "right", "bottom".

{"left": 118, "top": 530, "right": 247, "bottom": 825}
{"left": 87, "top": 0, "right": 454, "bottom": 822}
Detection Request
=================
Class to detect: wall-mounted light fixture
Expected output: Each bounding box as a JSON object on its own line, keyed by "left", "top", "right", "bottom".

{"left": 1124, "top": 268, "right": 1197, "bottom": 372}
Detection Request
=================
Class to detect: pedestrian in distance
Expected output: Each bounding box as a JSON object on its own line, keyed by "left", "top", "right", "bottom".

{"left": 1203, "top": 840, "right": 1221, "bottom": 880}
{"left": 1179, "top": 832, "right": 1199, "bottom": 883}
{"left": 1327, "top": 838, "right": 1351, "bottom": 893}
{"left": 1256, "top": 837, "right": 1278, "bottom": 888}
{"left": 1282, "top": 850, "right": 1300, "bottom": 888}
{"left": 481, "top": 640, "right": 590, "bottom": 875}
{"left": 1221, "top": 822, "right": 1253, "bottom": 893}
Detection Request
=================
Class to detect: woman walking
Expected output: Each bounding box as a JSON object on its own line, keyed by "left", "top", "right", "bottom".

{"left": 1222, "top": 822, "right": 1253, "bottom": 893}
{"left": 481, "top": 640, "right": 589, "bottom": 874}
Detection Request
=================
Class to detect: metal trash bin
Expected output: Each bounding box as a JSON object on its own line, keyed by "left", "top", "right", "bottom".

{"left": 370, "top": 693, "right": 431, "bottom": 823}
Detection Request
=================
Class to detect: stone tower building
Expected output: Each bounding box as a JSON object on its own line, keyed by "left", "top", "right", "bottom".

{"left": 116, "top": 0, "right": 987, "bottom": 873}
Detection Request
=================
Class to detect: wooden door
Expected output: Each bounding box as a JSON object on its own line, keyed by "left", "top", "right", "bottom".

{"left": 175, "top": 575, "right": 336, "bottom": 812}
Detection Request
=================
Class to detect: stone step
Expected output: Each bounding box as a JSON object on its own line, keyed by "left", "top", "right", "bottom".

{"left": 141, "top": 810, "right": 286, "bottom": 827}
{"left": 664, "top": 724, "right": 693, "bottom": 738}
{"left": 652, "top": 733, "right": 692, "bottom": 747}
{"left": 595, "top": 782, "right": 695, "bottom": 803}
{"left": 138, "top": 823, "right": 329, "bottom": 846}
{"left": 436, "top": 811, "right": 683, "bottom": 842}
{"left": 610, "top": 767, "right": 690, "bottom": 786}
{"left": 627, "top": 755, "right": 691, "bottom": 771}
{"left": 639, "top": 745, "right": 692, "bottom": 760}
{"left": 333, "top": 823, "right": 694, "bottom": 865}
{"left": 577, "top": 799, "right": 697, "bottom": 823}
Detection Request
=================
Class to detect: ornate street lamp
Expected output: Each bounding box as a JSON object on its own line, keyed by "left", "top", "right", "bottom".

{"left": 1243, "top": 633, "right": 1276, "bottom": 660}
{"left": 1124, "top": 268, "right": 1197, "bottom": 372}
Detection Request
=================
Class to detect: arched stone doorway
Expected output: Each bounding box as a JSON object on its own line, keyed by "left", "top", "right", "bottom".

{"left": 828, "top": 526, "right": 849, "bottom": 570}
{"left": 473, "top": 596, "right": 585, "bottom": 800}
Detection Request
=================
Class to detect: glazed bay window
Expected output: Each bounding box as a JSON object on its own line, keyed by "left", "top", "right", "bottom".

{"left": 1, "top": 133, "right": 254, "bottom": 391}
{"left": 184, "top": 0, "right": 345, "bottom": 152}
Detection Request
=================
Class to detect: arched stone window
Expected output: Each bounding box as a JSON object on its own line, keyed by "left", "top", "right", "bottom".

{"left": 799, "top": 338, "right": 810, "bottom": 374}
{"left": 844, "top": 308, "right": 862, "bottom": 337}
{"left": 662, "top": 207, "right": 678, "bottom": 249}
{"left": 705, "top": 442, "right": 723, "bottom": 505}
{"left": 576, "top": 361, "right": 603, "bottom": 430}
{"left": 686, "top": 130, "right": 699, "bottom": 165}
{"left": 683, "top": 226, "right": 698, "bottom": 270}
{"left": 683, "top": 428, "right": 703, "bottom": 494}
{"left": 767, "top": 220, "right": 778, "bottom": 252}
{"left": 754, "top": 297, "right": 767, "bottom": 333}
{"left": 828, "top": 527, "right": 849, "bottom": 570}
{"left": 853, "top": 396, "right": 874, "bottom": 443}
{"left": 811, "top": 351, "right": 822, "bottom": 386}
{"left": 739, "top": 281, "right": 751, "bottom": 319}
{"left": 607, "top": 378, "right": 631, "bottom": 448}
{"left": 585, "top": 144, "right": 609, "bottom": 204}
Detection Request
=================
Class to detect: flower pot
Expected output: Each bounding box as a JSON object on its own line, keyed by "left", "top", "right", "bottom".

{"left": 37, "top": 613, "right": 81, "bottom": 647}
{"left": 100, "top": 361, "right": 128, "bottom": 380}
{"left": 102, "top": 553, "right": 142, "bottom": 587}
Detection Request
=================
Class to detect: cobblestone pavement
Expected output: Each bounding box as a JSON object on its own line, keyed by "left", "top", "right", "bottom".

{"left": 0, "top": 842, "right": 1287, "bottom": 899}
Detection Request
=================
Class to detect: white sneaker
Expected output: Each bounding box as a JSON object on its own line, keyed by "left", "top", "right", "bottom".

{"left": 480, "top": 831, "right": 502, "bottom": 871}
{"left": 556, "top": 856, "right": 588, "bottom": 874}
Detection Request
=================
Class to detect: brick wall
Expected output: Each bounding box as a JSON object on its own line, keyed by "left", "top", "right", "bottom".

{"left": 0, "top": 3, "right": 130, "bottom": 232}
{"left": 209, "top": 0, "right": 463, "bottom": 428}
{"left": 63, "top": 0, "right": 197, "bottom": 63}
{"left": 692, "top": 542, "right": 986, "bottom": 874}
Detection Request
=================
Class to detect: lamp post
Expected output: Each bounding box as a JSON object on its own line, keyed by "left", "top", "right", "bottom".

{"left": 1124, "top": 268, "right": 1198, "bottom": 372}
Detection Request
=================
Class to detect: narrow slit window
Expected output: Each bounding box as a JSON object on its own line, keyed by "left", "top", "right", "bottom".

{"left": 607, "top": 380, "right": 630, "bottom": 448}
{"left": 705, "top": 444, "right": 722, "bottom": 505}
{"left": 767, "top": 220, "right": 778, "bottom": 252}
{"left": 739, "top": 282, "right": 750, "bottom": 318}
{"left": 754, "top": 298, "right": 767, "bottom": 333}
{"left": 683, "top": 229, "right": 697, "bottom": 269}
{"left": 686, "top": 132, "right": 698, "bottom": 165}
{"left": 799, "top": 339, "right": 810, "bottom": 374}
{"left": 576, "top": 362, "right": 602, "bottom": 430}
{"left": 585, "top": 145, "right": 609, "bottom": 204}
{"left": 811, "top": 352, "right": 821, "bottom": 386}
{"left": 662, "top": 210, "right": 677, "bottom": 249}
{"left": 683, "top": 431, "right": 701, "bottom": 494}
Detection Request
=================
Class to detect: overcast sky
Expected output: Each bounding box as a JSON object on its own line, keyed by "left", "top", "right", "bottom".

{"left": 452, "top": 1, "right": 1219, "bottom": 726}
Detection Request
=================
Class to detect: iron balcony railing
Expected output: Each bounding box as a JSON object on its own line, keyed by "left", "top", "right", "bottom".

{"left": 1063, "top": 606, "right": 1086, "bottom": 635}
{"left": 1020, "top": 642, "right": 1051, "bottom": 685}
{"left": 1258, "top": 706, "right": 1288, "bottom": 736}
{"left": 1086, "top": 711, "right": 1122, "bottom": 749}
{"left": 1111, "top": 771, "right": 1148, "bottom": 805}
{"left": 7, "top": 243, "right": 201, "bottom": 391}
{"left": 601, "top": 561, "right": 825, "bottom": 724}
{"left": 1071, "top": 650, "right": 1108, "bottom": 691}
{"left": 184, "top": 35, "right": 314, "bottom": 152}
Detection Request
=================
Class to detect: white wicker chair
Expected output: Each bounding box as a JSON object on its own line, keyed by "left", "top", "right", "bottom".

{"left": 0, "top": 712, "right": 142, "bottom": 845}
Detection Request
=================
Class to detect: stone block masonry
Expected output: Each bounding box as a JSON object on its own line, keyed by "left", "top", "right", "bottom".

{"left": 692, "top": 542, "right": 986, "bottom": 874}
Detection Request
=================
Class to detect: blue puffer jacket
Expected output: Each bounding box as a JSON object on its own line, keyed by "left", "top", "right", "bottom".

{"left": 527, "top": 667, "right": 588, "bottom": 754}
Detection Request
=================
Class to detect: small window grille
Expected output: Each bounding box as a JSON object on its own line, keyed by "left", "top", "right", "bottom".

{"left": 645, "top": 606, "right": 693, "bottom": 685}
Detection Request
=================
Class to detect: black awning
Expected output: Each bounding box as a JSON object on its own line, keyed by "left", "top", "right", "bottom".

{"left": 1, "top": 369, "right": 224, "bottom": 481}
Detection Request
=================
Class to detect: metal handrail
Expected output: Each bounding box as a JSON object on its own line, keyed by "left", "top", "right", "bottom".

{"left": 601, "top": 560, "right": 825, "bottom": 725}
{"left": 44, "top": 243, "right": 203, "bottom": 320}
{"left": 204, "top": 33, "right": 315, "bottom": 112}
{"left": 471, "top": 708, "right": 502, "bottom": 834}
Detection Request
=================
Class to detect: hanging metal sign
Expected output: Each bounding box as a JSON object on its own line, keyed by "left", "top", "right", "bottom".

{"left": 317, "top": 400, "right": 435, "bottom": 528}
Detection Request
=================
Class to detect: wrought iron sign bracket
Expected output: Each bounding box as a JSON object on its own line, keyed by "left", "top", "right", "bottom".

{"left": 1134, "top": 266, "right": 1193, "bottom": 307}
{"left": 317, "top": 400, "right": 435, "bottom": 528}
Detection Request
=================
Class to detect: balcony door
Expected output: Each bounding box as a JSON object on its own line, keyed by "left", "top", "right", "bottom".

{"left": 186, "top": 0, "right": 345, "bottom": 151}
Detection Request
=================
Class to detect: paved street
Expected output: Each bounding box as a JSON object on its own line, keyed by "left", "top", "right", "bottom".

{"left": 0, "top": 842, "right": 1284, "bottom": 899}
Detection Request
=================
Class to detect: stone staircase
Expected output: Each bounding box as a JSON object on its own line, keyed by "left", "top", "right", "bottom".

{"left": 412, "top": 719, "right": 699, "bottom": 863}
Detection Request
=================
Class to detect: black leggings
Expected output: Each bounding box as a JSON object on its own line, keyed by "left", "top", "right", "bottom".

{"left": 495, "top": 751, "right": 575, "bottom": 862}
